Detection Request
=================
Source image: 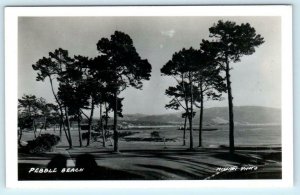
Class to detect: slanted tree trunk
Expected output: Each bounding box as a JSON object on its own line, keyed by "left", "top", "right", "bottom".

{"left": 99, "top": 103, "right": 103, "bottom": 129}
{"left": 188, "top": 113, "right": 193, "bottom": 150}
{"left": 225, "top": 60, "right": 235, "bottom": 154}
{"left": 61, "top": 115, "right": 70, "bottom": 142}
{"left": 199, "top": 85, "right": 204, "bottom": 147}
{"left": 189, "top": 73, "right": 194, "bottom": 150}
{"left": 113, "top": 90, "right": 119, "bottom": 153}
{"left": 104, "top": 102, "right": 109, "bottom": 140}
{"left": 44, "top": 117, "right": 47, "bottom": 131}
{"left": 33, "top": 120, "right": 37, "bottom": 138}
{"left": 18, "top": 128, "right": 23, "bottom": 146}
{"left": 61, "top": 114, "right": 72, "bottom": 147}
{"left": 182, "top": 74, "right": 188, "bottom": 147}
{"left": 49, "top": 77, "right": 72, "bottom": 148}
{"left": 77, "top": 111, "right": 82, "bottom": 147}
{"left": 104, "top": 102, "right": 108, "bottom": 129}
{"left": 59, "top": 121, "right": 62, "bottom": 138}
{"left": 87, "top": 99, "right": 95, "bottom": 146}
{"left": 64, "top": 107, "right": 73, "bottom": 149}
{"left": 62, "top": 119, "right": 71, "bottom": 147}
{"left": 100, "top": 103, "right": 105, "bottom": 147}
{"left": 183, "top": 115, "right": 187, "bottom": 146}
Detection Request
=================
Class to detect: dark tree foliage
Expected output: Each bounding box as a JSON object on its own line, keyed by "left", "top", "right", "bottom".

{"left": 18, "top": 94, "right": 40, "bottom": 143}
{"left": 18, "top": 95, "right": 40, "bottom": 117}
{"left": 32, "top": 48, "right": 75, "bottom": 148}
{"left": 22, "top": 134, "right": 61, "bottom": 154}
{"left": 161, "top": 48, "right": 200, "bottom": 77}
{"left": 207, "top": 20, "right": 264, "bottom": 153}
{"left": 193, "top": 43, "right": 227, "bottom": 147}
{"left": 36, "top": 98, "right": 58, "bottom": 135}
{"left": 96, "top": 31, "right": 152, "bottom": 152}
{"left": 89, "top": 52, "right": 125, "bottom": 147}
{"left": 46, "top": 104, "right": 60, "bottom": 133}
{"left": 161, "top": 47, "right": 200, "bottom": 149}
{"left": 97, "top": 31, "right": 152, "bottom": 90}
{"left": 59, "top": 55, "right": 94, "bottom": 147}
{"left": 18, "top": 95, "right": 59, "bottom": 146}
{"left": 165, "top": 82, "right": 199, "bottom": 111}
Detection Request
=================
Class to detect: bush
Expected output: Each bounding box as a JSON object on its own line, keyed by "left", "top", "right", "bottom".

{"left": 24, "top": 134, "right": 60, "bottom": 153}
{"left": 150, "top": 131, "right": 160, "bottom": 138}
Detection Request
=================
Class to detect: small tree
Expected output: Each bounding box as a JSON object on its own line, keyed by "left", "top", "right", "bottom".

{"left": 96, "top": 31, "right": 152, "bottom": 152}
{"left": 18, "top": 94, "right": 40, "bottom": 139}
{"left": 165, "top": 82, "right": 198, "bottom": 146}
{"left": 18, "top": 95, "right": 59, "bottom": 144}
{"left": 88, "top": 55, "right": 124, "bottom": 147}
{"left": 32, "top": 48, "right": 75, "bottom": 148}
{"left": 18, "top": 113, "right": 32, "bottom": 145}
{"left": 208, "top": 20, "right": 264, "bottom": 153}
{"left": 47, "top": 104, "right": 60, "bottom": 134}
{"left": 193, "top": 44, "right": 226, "bottom": 147}
{"left": 161, "top": 47, "right": 200, "bottom": 150}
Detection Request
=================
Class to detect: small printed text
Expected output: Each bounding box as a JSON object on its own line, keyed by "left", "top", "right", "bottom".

{"left": 28, "top": 167, "right": 84, "bottom": 174}
{"left": 216, "top": 166, "right": 258, "bottom": 172}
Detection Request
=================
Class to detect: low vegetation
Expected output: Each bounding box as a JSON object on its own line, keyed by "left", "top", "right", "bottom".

{"left": 19, "top": 134, "right": 60, "bottom": 154}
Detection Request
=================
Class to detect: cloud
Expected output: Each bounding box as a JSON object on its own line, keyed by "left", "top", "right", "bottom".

{"left": 161, "top": 29, "right": 176, "bottom": 38}
{"left": 159, "top": 44, "right": 164, "bottom": 48}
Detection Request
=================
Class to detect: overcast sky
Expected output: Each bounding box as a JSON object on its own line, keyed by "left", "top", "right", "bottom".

{"left": 18, "top": 16, "right": 281, "bottom": 115}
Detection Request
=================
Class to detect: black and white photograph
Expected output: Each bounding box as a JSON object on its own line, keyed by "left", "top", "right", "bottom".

{"left": 5, "top": 6, "right": 293, "bottom": 188}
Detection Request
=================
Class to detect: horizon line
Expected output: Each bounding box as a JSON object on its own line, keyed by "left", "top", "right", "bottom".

{"left": 116, "top": 105, "right": 282, "bottom": 116}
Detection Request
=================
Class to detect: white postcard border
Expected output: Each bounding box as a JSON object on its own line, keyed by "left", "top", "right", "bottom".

{"left": 5, "top": 5, "right": 293, "bottom": 188}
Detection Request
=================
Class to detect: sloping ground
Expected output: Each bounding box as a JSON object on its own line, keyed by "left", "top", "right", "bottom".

{"left": 18, "top": 147, "right": 281, "bottom": 180}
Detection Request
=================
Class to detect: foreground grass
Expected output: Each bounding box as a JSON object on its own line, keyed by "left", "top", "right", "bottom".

{"left": 18, "top": 145, "right": 281, "bottom": 180}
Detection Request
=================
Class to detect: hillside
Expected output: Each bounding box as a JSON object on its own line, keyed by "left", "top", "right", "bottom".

{"left": 120, "top": 106, "right": 281, "bottom": 125}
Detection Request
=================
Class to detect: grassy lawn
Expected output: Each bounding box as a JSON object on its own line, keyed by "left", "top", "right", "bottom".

{"left": 18, "top": 128, "right": 281, "bottom": 180}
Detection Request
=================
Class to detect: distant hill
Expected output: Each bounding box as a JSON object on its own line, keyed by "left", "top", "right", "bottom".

{"left": 121, "top": 113, "right": 149, "bottom": 121}
{"left": 120, "top": 106, "right": 281, "bottom": 125}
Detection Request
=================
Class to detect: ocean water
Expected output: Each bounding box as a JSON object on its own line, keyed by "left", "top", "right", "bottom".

{"left": 20, "top": 124, "right": 281, "bottom": 148}
{"left": 134, "top": 124, "right": 282, "bottom": 147}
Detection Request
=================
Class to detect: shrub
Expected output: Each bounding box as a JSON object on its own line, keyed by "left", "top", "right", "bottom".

{"left": 24, "top": 134, "right": 60, "bottom": 153}
{"left": 150, "top": 131, "right": 160, "bottom": 138}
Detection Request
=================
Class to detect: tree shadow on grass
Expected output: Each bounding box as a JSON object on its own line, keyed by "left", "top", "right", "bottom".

{"left": 18, "top": 148, "right": 282, "bottom": 180}
{"left": 211, "top": 152, "right": 265, "bottom": 165}
{"left": 136, "top": 164, "right": 208, "bottom": 179}
{"left": 19, "top": 153, "right": 144, "bottom": 180}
